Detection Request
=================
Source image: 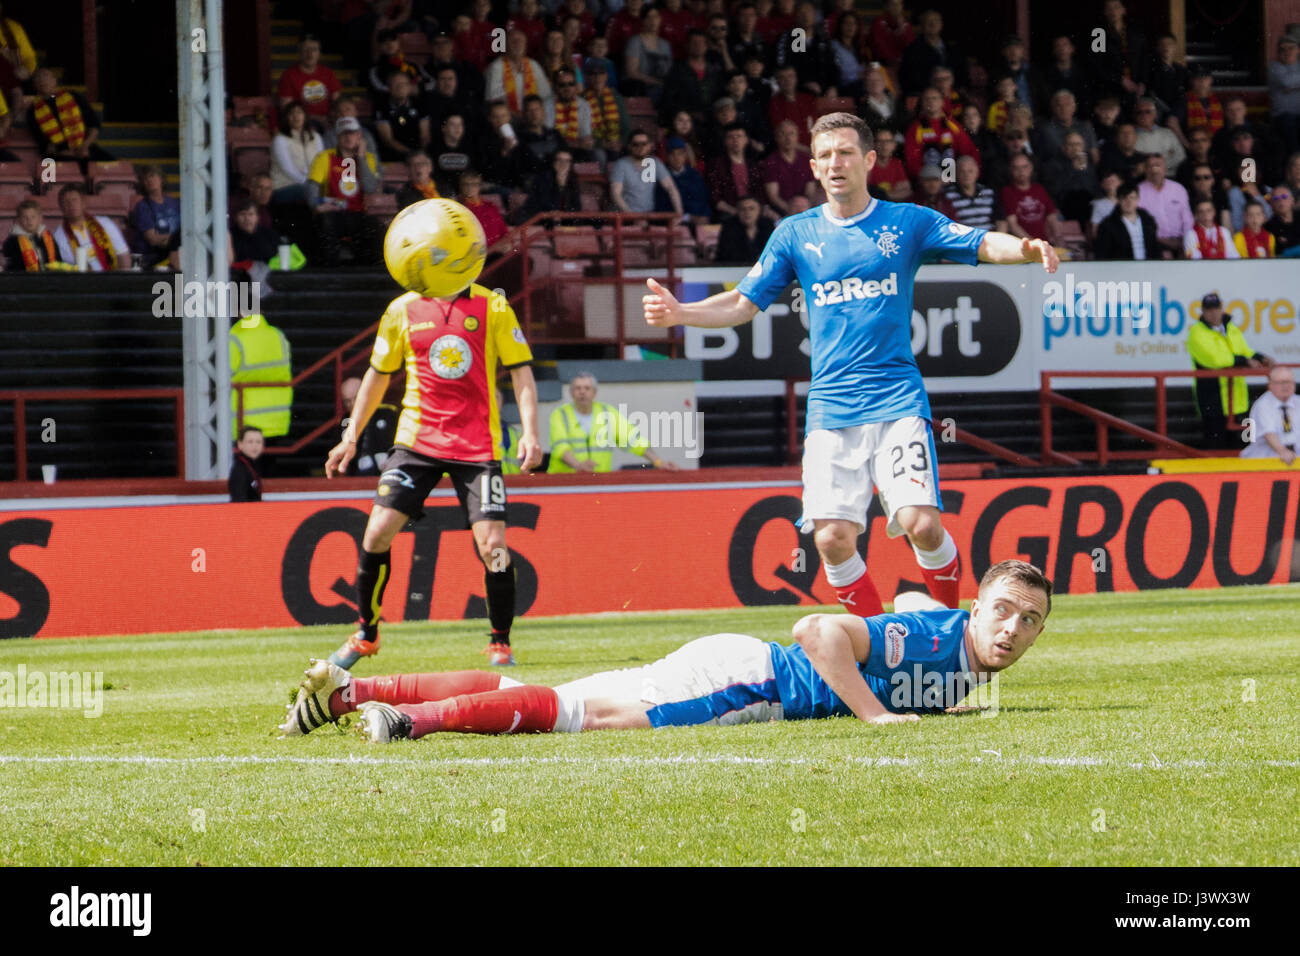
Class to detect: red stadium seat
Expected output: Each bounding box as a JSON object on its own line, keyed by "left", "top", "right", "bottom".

{"left": 83, "top": 191, "right": 131, "bottom": 218}
{"left": 231, "top": 95, "right": 273, "bottom": 122}
{"left": 814, "top": 96, "right": 856, "bottom": 116}
{"left": 0, "top": 181, "right": 33, "bottom": 207}
{"left": 695, "top": 222, "right": 721, "bottom": 259}
{"left": 552, "top": 227, "right": 601, "bottom": 257}
{"left": 227, "top": 125, "right": 271, "bottom": 150}
{"left": 0, "top": 162, "right": 35, "bottom": 188}
{"left": 42, "top": 161, "right": 84, "bottom": 194}
{"left": 572, "top": 162, "right": 601, "bottom": 177}
{"left": 37, "top": 189, "right": 63, "bottom": 215}
{"left": 382, "top": 161, "right": 407, "bottom": 191}
{"left": 365, "top": 191, "right": 398, "bottom": 218}
{"left": 89, "top": 160, "right": 138, "bottom": 193}
{"left": 398, "top": 32, "right": 432, "bottom": 63}
{"left": 234, "top": 148, "right": 271, "bottom": 179}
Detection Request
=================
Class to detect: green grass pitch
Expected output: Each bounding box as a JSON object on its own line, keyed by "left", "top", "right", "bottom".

{"left": 2, "top": 586, "right": 1297, "bottom": 866}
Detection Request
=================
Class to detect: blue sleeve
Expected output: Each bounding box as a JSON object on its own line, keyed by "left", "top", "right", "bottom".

{"left": 911, "top": 204, "right": 987, "bottom": 266}
{"left": 734, "top": 218, "right": 797, "bottom": 311}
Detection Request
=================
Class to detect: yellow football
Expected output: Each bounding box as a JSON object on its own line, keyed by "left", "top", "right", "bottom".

{"left": 383, "top": 197, "right": 487, "bottom": 298}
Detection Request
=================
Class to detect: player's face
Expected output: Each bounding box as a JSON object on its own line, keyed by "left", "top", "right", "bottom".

{"left": 811, "top": 128, "right": 875, "bottom": 204}
{"left": 968, "top": 579, "right": 1047, "bottom": 671}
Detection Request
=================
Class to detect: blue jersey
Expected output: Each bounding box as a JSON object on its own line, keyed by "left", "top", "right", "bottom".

{"left": 769, "top": 609, "right": 976, "bottom": 716}
{"left": 735, "top": 200, "right": 987, "bottom": 431}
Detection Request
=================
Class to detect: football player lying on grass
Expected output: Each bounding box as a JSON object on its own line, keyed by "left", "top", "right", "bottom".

{"left": 279, "top": 560, "right": 1050, "bottom": 742}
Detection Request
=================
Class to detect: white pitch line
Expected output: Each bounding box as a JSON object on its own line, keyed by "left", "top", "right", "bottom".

{"left": 0, "top": 754, "right": 1296, "bottom": 770}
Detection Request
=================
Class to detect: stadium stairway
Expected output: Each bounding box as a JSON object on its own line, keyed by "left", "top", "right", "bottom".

{"left": 96, "top": 121, "right": 181, "bottom": 197}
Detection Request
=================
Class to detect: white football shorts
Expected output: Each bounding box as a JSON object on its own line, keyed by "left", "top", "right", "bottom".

{"left": 553, "top": 633, "right": 783, "bottom": 729}
{"left": 800, "top": 416, "right": 941, "bottom": 538}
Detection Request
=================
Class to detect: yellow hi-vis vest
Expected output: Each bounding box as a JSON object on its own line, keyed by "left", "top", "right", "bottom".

{"left": 547, "top": 401, "right": 649, "bottom": 473}
{"left": 1186, "top": 319, "right": 1254, "bottom": 416}
{"left": 501, "top": 422, "right": 524, "bottom": 474}
{"left": 230, "top": 315, "right": 293, "bottom": 438}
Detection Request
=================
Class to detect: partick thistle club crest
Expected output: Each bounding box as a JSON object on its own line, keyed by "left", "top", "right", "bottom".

{"left": 429, "top": 334, "right": 472, "bottom": 379}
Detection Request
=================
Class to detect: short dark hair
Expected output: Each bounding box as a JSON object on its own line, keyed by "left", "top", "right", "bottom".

{"left": 809, "top": 112, "right": 874, "bottom": 153}
{"left": 238, "top": 425, "right": 263, "bottom": 441}
{"left": 523, "top": 93, "right": 543, "bottom": 108}
{"left": 1116, "top": 180, "right": 1140, "bottom": 199}
{"left": 232, "top": 198, "right": 259, "bottom": 214}
{"left": 16, "top": 198, "right": 39, "bottom": 215}
{"left": 979, "top": 560, "right": 1053, "bottom": 616}
{"left": 58, "top": 182, "right": 86, "bottom": 200}
{"left": 723, "top": 121, "right": 746, "bottom": 134}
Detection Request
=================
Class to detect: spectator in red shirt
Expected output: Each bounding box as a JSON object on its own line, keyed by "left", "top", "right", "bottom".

{"left": 1000, "top": 153, "right": 1063, "bottom": 244}
{"left": 869, "top": 0, "right": 915, "bottom": 68}
{"left": 762, "top": 119, "right": 819, "bottom": 218}
{"left": 277, "top": 35, "right": 341, "bottom": 122}
{"left": 455, "top": 0, "right": 497, "bottom": 72}
{"left": 605, "top": 0, "right": 646, "bottom": 62}
{"left": 904, "top": 87, "right": 978, "bottom": 181}
{"left": 458, "top": 169, "right": 511, "bottom": 256}
{"left": 506, "top": 0, "right": 547, "bottom": 59}
{"left": 768, "top": 65, "right": 817, "bottom": 147}
{"left": 656, "top": 0, "right": 696, "bottom": 58}
{"left": 756, "top": 0, "right": 796, "bottom": 46}
{"left": 555, "top": 0, "right": 597, "bottom": 50}
{"left": 913, "top": 164, "right": 957, "bottom": 217}
{"left": 706, "top": 123, "right": 755, "bottom": 221}
{"left": 867, "top": 127, "right": 913, "bottom": 201}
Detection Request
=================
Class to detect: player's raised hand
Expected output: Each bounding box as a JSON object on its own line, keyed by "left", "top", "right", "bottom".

{"left": 1022, "top": 237, "right": 1060, "bottom": 274}
{"left": 643, "top": 277, "right": 682, "bottom": 327}
{"left": 517, "top": 434, "right": 543, "bottom": 473}
{"left": 325, "top": 439, "right": 356, "bottom": 479}
{"left": 869, "top": 712, "right": 921, "bottom": 725}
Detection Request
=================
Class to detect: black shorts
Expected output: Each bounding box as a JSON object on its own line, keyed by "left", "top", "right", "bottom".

{"left": 373, "top": 447, "right": 507, "bottom": 526}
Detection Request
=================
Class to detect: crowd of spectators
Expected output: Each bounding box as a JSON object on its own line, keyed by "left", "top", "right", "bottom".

{"left": 267, "top": 0, "right": 1300, "bottom": 265}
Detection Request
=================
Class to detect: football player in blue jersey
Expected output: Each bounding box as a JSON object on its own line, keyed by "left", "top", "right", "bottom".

{"left": 280, "top": 560, "right": 1050, "bottom": 740}
{"left": 644, "top": 112, "right": 1059, "bottom": 618}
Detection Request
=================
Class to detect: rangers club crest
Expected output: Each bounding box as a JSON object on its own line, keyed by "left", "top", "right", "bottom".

{"left": 429, "top": 334, "right": 472, "bottom": 379}
{"left": 884, "top": 622, "right": 908, "bottom": 669}
{"left": 872, "top": 226, "right": 902, "bottom": 259}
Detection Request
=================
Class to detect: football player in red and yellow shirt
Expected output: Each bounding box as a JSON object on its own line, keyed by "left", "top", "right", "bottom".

{"left": 323, "top": 283, "right": 542, "bottom": 668}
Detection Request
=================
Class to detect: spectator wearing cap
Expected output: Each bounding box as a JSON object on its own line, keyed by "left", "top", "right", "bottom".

{"left": 1093, "top": 179, "right": 1159, "bottom": 260}
{"left": 905, "top": 86, "right": 978, "bottom": 182}
{"left": 321, "top": 97, "right": 380, "bottom": 157}
{"left": 277, "top": 36, "right": 341, "bottom": 122}
{"left": 913, "top": 164, "right": 956, "bottom": 217}
{"left": 1183, "top": 196, "right": 1237, "bottom": 259}
{"left": 306, "top": 115, "right": 381, "bottom": 266}
{"left": 1134, "top": 96, "right": 1185, "bottom": 170}
{"left": 714, "top": 194, "right": 773, "bottom": 263}
{"left": 1265, "top": 185, "right": 1300, "bottom": 254}
{"left": 128, "top": 164, "right": 182, "bottom": 270}
{"left": 583, "top": 35, "right": 619, "bottom": 91}
{"left": 761, "top": 120, "right": 818, "bottom": 219}
{"left": 1001, "top": 153, "right": 1062, "bottom": 245}
{"left": 1186, "top": 292, "right": 1273, "bottom": 448}
{"left": 486, "top": 28, "right": 554, "bottom": 118}
{"left": 996, "top": 35, "right": 1048, "bottom": 116}
{"left": 368, "top": 28, "right": 434, "bottom": 106}
{"left": 1269, "top": 34, "right": 1300, "bottom": 156}
{"left": 1148, "top": 33, "right": 1190, "bottom": 128}
{"left": 373, "top": 71, "right": 431, "bottom": 162}
{"left": 1138, "top": 153, "right": 1193, "bottom": 257}
{"left": 664, "top": 137, "right": 711, "bottom": 222}
{"left": 899, "top": 9, "right": 966, "bottom": 97}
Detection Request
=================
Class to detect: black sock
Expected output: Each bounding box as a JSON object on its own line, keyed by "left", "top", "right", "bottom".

{"left": 356, "top": 549, "right": 391, "bottom": 641}
{"left": 484, "top": 564, "right": 516, "bottom": 645}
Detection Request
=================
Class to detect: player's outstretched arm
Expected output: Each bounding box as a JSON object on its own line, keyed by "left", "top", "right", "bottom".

{"left": 643, "top": 278, "right": 760, "bottom": 329}
{"left": 326, "top": 366, "right": 391, "bottom": 478}
{"left": 977, "top": 231, "right": 1060, "bottom": 273}
{"left": 793, "top": 614, "right": 920, "bottom": 725}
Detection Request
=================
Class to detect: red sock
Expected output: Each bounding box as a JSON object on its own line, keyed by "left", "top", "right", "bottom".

{"left": 833, "top": 570, "right": 884, "bottom": 617}
{"left": 329, "top": 671, "right": 504, "bottom": 716}
{"left": 403, "top": 685, "right": 559, "bottom": 739}
{"left": 920, "top": 553, "right": 962, "bottom": 609}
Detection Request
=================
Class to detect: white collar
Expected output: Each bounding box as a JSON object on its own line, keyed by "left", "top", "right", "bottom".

{"left": 820, "top": 197, "right": 877, "bottom": 226}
